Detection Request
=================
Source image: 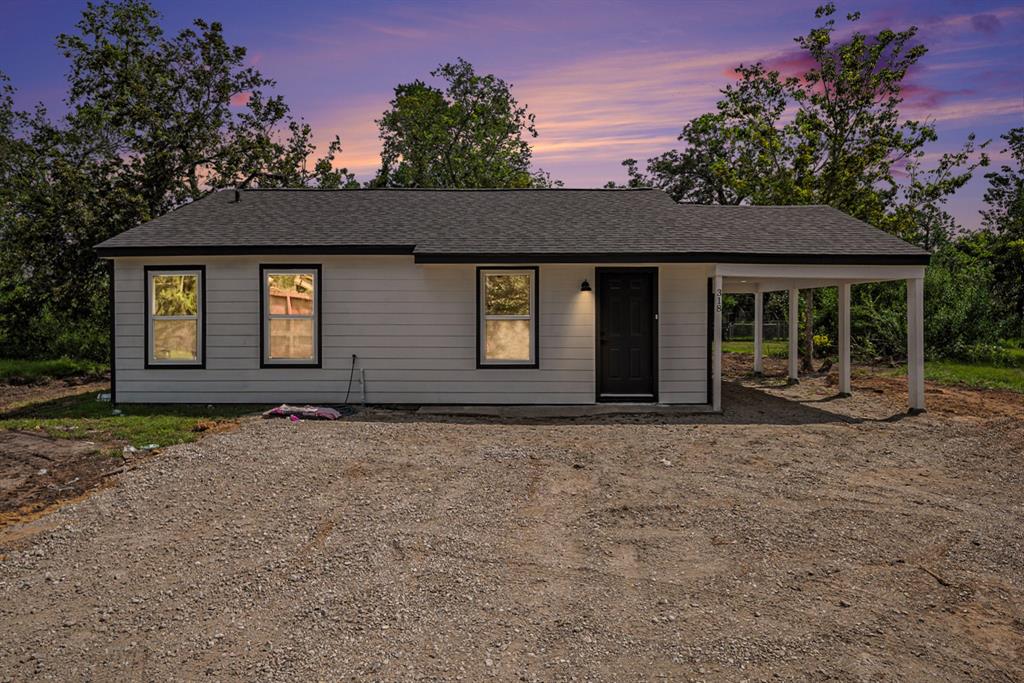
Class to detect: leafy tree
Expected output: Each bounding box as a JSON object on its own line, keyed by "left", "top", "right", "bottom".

{"left": 620, "top": 63, "right": 802, "bottom": 205}
{"left": 981, "top": 127, "right": 1024, "bottom": 334}
{"left": 887, "top": 135, "right": 988, "bottom": 252}
{"left": 621, "top": 4, "right": 988, "bottom": 366}
{"left": 215, "top": 94, "right": 359, "bottom": 191}
{"left": 373, "top": 58, "right": 554, "bottom": 188}
{"left": 57, "top": 0, "right": 350, "bottom": 214}
{"left": 0, "top": 0, "right": 352, "bottom": 360}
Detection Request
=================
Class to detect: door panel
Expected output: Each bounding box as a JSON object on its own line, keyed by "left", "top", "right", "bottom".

{"left": 598, "top": 270, "right": 656, "bottom": 399}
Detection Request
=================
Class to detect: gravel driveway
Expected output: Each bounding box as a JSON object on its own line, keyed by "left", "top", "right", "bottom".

{"left": 1, "top": 372, "right": 1022, "bottom": 681}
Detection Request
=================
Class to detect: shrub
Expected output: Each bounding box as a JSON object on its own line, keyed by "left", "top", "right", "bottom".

{"left": 924, "top": 249, "right": 1008, "bottom": 360}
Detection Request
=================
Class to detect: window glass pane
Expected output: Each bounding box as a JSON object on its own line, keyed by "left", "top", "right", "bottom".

{"left": 153, "top": 319, "right": 198, "bottom": 361}
{"left": 485, "top": 319, "right": 531, "bottom": 361}
{"left": 268, "top": 273, "right": 315, "bottom": 315}
{"left": 485, "top": 274, "right": 531, "bottom": 315}
{"left": 153, "top": 275, "right": 197, "bottom": 316}
{"left": 269, "top": 318, "right": 314, "bottom": 360}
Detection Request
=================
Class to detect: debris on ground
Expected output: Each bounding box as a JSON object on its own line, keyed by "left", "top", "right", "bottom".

{"left": 0, "top": 431, "right": 120, "bottom": 526}
{"left": 261, "top": 404, "right": 350, "bottom": 420}
{"left": 191, "top": 419, "right": 240, "bottom": 434}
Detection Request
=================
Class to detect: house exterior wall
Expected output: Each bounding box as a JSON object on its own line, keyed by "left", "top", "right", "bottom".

{"left": 113, "top": 256, "right": 710, "bottom": 404}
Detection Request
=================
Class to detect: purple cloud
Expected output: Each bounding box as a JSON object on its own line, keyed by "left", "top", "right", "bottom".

{"left": 970, "top": 14, "right": 1002, "bottom": 34}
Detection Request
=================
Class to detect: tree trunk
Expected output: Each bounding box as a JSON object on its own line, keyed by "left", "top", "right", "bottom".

{"left": 801, "top": 289, "right": 815, "bottom": 372}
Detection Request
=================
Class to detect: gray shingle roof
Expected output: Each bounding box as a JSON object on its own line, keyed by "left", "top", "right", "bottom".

{"left": 94, "top": 188, "right": 929, "bottom": 264}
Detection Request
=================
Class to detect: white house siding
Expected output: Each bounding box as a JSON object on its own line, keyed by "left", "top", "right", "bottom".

{"left": 113, "top": 256, "right": 710, "bottom": 404}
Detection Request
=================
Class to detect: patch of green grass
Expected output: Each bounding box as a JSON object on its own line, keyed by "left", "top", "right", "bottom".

{"left": 1, "top": 391, "right": 264, "bottom": 448}
{"left": 0, "top": 357, "right": 108, "bottom": 383}
{"left": 722, "top": 340, "right": 790, "bottom": 358}
{"left": 999, "top": 341, "right": 1024, "bottom": 367}
{"left": 887, "top": 361, "right": 1024, "bottom": 393}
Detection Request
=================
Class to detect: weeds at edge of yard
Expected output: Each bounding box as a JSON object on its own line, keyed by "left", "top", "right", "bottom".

{"left": 1, "top": 391, "right": 265, "bottom": 448}
{"left": 884, "top": 361, "right": 1024, "bottom": 393}
{"left": 722, "top": 340, "right": 790, "bottom": 358}
{"left": 0, "top": 358, "right": 108, "bottom": 384}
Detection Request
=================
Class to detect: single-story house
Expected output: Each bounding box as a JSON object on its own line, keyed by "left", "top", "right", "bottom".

{"left": 95, "top": 188, "right": 929, "bottom": 411}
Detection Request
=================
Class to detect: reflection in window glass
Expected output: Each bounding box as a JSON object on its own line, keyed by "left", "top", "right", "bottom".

{"left": 485, "top": 274, "right": 531, "bottom": 315}
{"left": 153, "top": 275, "right": 198, "bottom": 316}
{"left": 481, "top": 270, "right": 534, "bottom": 364}
{"left": 269, "top": 318, "right": 314, "bottom": 360}
{"left": 267, "top": 273, "right": 315, "bottom": 315}
{"left": 153, "top": 319, "right": 198, "bottom": 360}
{"left": 264, "top": 270, "right": 317, "bottom": 363}
{"left": 149, "top": 271, "right": 201, "bottom": 364}
{"left": 485, "top": 319, "right": 531, "bottom": 361}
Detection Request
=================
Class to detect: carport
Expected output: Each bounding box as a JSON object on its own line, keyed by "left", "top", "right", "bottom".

{"left": 712, "top": 263, "right": 926, "bottom": 413}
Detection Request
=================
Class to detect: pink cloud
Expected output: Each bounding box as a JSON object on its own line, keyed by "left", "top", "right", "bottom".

{"left": 906, "top": 96, "right": 1022, "bottom": 123}
{"left": 900, "top": 82, "right": 975, "bottom": 109}
{"left": 513, "top": 48, "right": 770, "bottom": 164}
{"left": 230, "top": 91, "right": 251, "bottom": 107}
{"left": 721, "top": 49, "right": 818, "bottom": 80}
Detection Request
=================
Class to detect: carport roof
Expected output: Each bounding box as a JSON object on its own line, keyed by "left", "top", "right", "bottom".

{"left": 94, "top": 188, "right": 930, "bottom": 265}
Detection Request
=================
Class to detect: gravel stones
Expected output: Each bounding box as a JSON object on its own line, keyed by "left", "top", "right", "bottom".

{"left": 1, "top": 371, "right": 1022, "bottom": 680}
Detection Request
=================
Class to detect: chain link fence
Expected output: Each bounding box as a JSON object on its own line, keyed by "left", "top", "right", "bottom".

{"left": 724, "top": 320, "right": 789, "bottom": 341}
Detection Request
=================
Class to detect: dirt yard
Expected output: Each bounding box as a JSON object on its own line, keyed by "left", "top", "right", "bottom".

{"left": 0, "top": 431, "right": 121, "bottom": 529}
{"left": 1, "top": 364, "right": 1022, "bottom": 681}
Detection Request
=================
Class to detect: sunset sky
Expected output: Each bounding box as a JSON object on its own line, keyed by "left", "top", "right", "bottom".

{"left": 2, "top": 0, "right": 1022, "bottom": 230}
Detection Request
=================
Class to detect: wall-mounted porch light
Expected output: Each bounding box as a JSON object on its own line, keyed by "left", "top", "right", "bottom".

{"left": 580, "top": 279, "right": 592, "bottom": 292}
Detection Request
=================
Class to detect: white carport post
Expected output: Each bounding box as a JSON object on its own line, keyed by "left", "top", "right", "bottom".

{"left": 907, "top": 277, "right": 925, "bottom": 412}
{"left": 753, "top": 286, "right": 764, "bottom": 376}
{"left": 788, "top": 288, "right": 799, "bottom": 383}
{"left": 838, "top": 283, "right": 851, "bottom": 396}
{"left": 712, "top": 271, "right": 723, "bottom": 412}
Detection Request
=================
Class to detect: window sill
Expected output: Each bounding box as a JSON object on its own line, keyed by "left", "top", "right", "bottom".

{"left": 144, "top": 362, "right": 205, "bottom": 370}
{"left": 260, "top": 361, "right": 322, "bottom": 369}
{"left": 476, "top": 362, "right": 539, "bottom": 370}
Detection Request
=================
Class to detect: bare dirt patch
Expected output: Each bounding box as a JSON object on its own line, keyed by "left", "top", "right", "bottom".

{"left": 0, "top": 431, "right": 123, "bottom": 528}
{"left": 0, "top": 364, "right": 1022, "bottom": 680}
{"left": 727, "top": 352, "right": 1024, "bottom": 421}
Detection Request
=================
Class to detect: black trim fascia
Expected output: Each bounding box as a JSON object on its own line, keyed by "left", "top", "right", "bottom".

{"left": 143, "top": 265, "right": 207, "bottom": 370}
{"left": 259, "top": 263, "right": 323, "bottom": 369}
{"left": 97, "top": 245, "right": 415, "bottom": 258}
{"left": 595, "top": 267, "right": 659, "bottom": 403}
{"left": 109, "top": 260, "right": 117, "bottom": 405}
{"left": 476, "top": 266, "right": 540, "bottom": 370}
{"left": 98, "top": 246, "right": 930, "bottom": 266}
{"left": 416, "top": 252, "right": 931, "bottom": 266}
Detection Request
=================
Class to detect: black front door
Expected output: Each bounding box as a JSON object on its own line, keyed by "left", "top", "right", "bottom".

{"left": 597, "top": 268, "right": 657, "bottom": 400}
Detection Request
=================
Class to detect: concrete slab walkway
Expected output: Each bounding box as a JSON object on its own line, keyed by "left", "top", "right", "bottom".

{"left": 415, "top": 403, "right": 717, "bottom": 418}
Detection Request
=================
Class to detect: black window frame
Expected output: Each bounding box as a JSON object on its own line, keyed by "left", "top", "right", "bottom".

{"left": 259, "top": 263, "right": 323, "bottom": 369}
{"left": 476, "top": 265, "right": 540, "bottom": 369}
{"left": 144, "top": 265, "right": 207, "bottom": 370}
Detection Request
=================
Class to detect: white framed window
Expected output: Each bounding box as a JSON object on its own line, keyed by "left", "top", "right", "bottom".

{"left": 145, "top": 266, "right": 204, "bottom": 368}
{"left": 478, "top": 267, "right": 538, "bottom": 367}
{"left": 261, "top": 265, "right": 320, "bottom": 367}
